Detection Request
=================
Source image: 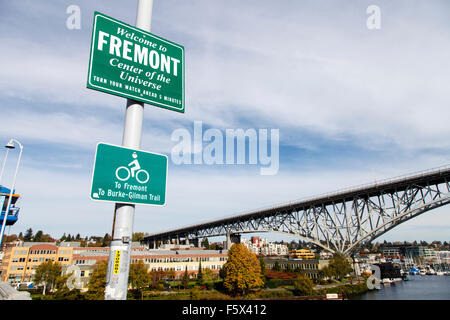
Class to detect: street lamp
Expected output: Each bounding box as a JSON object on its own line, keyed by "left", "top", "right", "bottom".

{"left": 0, "top": 139, "right": 23, "bottom": 250}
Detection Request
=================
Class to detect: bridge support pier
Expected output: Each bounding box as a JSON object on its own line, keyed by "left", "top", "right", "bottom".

{"left": 225, "top": 232, "right": 241, "bottom": 249}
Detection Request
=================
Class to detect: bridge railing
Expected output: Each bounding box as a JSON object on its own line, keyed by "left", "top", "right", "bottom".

{"left": 148, "top": 164, "right": 450, "bottom": 237}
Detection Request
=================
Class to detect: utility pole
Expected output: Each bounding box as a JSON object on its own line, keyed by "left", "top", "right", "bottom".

{"left": 104, "top": 0, "right": 153, "bottom": 300}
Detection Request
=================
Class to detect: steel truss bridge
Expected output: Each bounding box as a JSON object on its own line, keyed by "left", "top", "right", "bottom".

{"left": 143, "top": 165, "right": 450, "bottom": 254}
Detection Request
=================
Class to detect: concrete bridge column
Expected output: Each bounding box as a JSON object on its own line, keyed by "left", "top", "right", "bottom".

{"left": 226, "top": 232, "right": 231, "bottom": 250}
{"left": 226, "top": 232, "right": 241, "bottom": 249}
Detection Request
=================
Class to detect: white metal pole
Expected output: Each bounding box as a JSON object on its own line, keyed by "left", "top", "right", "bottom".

{"left": 0, "top": 148, "right": 9, "bottom": 186}
{"left": 0, "top": 141, "right": 22, "bottom": 250}
{"left": 104, "top": 0, "right": 153, "bottom": 300}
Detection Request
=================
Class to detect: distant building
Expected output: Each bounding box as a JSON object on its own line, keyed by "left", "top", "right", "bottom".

{"left": 0, "top": 242, "right": 77, "bottom": 284}
{"left": 0, "top": 241, "right": 228, "bottom": 288}
{"left": 380, "top": 245, "right": 437, "bottom": 262}
{"left": 241, "top": 237, "right": 289, "bottom": 256}
{"left": 290, "top": 249, "right": 315, "bottom": 260}
{"left": 263, "top": 257, "right": 329, "bottom": 280}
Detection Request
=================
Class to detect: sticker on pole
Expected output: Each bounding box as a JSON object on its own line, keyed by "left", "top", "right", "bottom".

{"left": 87, "top": 11, "right": 185, "bottom": 113}
{"left": 90, "top": 142, "right": 168, "bottom": 206}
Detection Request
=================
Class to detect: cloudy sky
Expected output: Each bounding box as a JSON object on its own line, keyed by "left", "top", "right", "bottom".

{"left": 1, "top": 0, "right": 449, "bottom": 243}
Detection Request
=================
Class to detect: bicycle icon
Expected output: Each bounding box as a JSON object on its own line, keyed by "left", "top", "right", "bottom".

{"left": 115, "top": 152, "right": 149, "bottom": 184}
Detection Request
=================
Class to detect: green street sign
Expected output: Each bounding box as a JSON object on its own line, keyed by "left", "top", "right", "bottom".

{"left": 90, "top": 143, "right": 168, "bottom": 206}
{"left": 87, "top": 11, "right": 185, "bottom": 113}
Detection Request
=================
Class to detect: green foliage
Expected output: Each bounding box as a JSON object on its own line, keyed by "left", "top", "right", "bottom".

{"left": 52, "top": 288, "right": 85, "bottom": 300}
{"left": 132, "top": 232, "right": 146, "bottom": 242}
{"left": 101, "top": 233, "right": 111, "bottom": 247}
{"left": 293, "top": 273, "right": 314, "bottom": 296}
{"left": 85, "top": 261, "right": 108, "bottom": 300}
{"left": 201, "top": 237, "right": 210, "bottom": 249}
{"left": 24, "top": 228, "right": 33, "bottom": 241}
{"left": 129, "top": 260, "right": 151, "bottom": 300}
{"left": 221, "top": 244, "right": 264, "bottom": 296}
{"left": 181, "top": 266, "right": 190, "bottom": 289}
{"left": 33, "top": 260, "right": 62, "bottom": 295}
{"left": 325, "top": 253, "right": 353, "bottom": 281}
{"left": 259, "top": 257, "right": 266, "bottom": 276}
{"left": 316, "top": 282, "right": 368, "bottom": 297}
{"left": 33, "top": 230, "right": 43, "bottom": 242}
{"left": 265, "top": 279, "right": 279, "bottom": 289}
{"left": 196, "top": 261, "right": 204, "bottom": 285}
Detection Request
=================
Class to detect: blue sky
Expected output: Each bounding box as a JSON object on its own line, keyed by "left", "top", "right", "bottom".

{"left": 0, "top": 0, "right": 449, "bottom": 242}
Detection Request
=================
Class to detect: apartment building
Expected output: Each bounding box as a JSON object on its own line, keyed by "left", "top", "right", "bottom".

{"left": 241, "top": 237, "right": 289, "bottom": 256}
{"left": 0, "top": 241, "right": 79, "bottom": 284}
{"left": 1, "top": 241, "right": 228, "bottom": 288}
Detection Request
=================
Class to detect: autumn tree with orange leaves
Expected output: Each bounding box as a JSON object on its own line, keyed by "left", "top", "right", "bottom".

{"left": 221, "top": 243, "right": 264, "bottom": 296}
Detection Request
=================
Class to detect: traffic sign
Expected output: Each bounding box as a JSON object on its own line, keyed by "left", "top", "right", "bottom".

{"left": 90, "top": 142, "right": 167, "bottom": 206}
{"left": 87, "top": 11, "right": 185, "bottom": 113}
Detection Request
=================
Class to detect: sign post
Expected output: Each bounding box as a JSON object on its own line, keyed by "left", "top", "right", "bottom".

{"left": 103, "top": 0, "right": 154, "bottom": 300}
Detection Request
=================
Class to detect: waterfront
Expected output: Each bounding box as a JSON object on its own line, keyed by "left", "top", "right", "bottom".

{"left": 351, "top": 275, "right": 450, "bottom": 300}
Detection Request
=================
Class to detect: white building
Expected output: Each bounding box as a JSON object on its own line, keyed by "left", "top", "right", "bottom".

{"left": 241, "top": 237, "right": 289, "bottom": 256}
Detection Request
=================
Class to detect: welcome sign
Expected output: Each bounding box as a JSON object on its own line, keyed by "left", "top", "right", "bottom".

{"left": 87, "top": 11, "right": 185, "bottom": 113}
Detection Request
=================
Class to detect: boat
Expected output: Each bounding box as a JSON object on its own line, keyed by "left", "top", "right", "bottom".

{"left": 382, "top": 278, "right": 392, "bottom": 285}
{"left": 436, "top": 271, "right": 445, "bottom": 276}
{"left": 402, "top": 274, "right": 409, "bottom": 281}
{"left": 410, "top": 267, "right": 420, "bottom": 275}
{"left": 426, "top": 267, "right": 436, "bottom": 275}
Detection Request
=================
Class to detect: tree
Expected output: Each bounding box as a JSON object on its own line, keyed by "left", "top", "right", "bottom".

{"left": 129, "top": 260, "right": 151, "bottom": 300}
{"left": 326, "top": 253, "right": 353, "bottom": 281}
{"left": 101, "top": 233, "right": 111, "bottom": 247}
{"left": 196, "top": 261, "right": 204, "bottom": 286}
{"left": 201, "top": 237, "right": 210, "bottom": 249}
{"left": 33, "top": 261, "right": 62, "bottom": 295}
{"left": 60, "top": 233, "right": 67, "bottom": 242}
{"left": 24, "top": 228, "right": 33, "bottom": 241}
{"left": 259, "top": 257, "right": 266, "bottom": 277}
{"left": 132, "top": 232, "right": 145, "bottom": 242}
{"left": 76, "top": 233, "right": 81, "bottom": 240}
{"left": 294, "top": 272, "right": 314, "bottom": 296}
{"left": 181, "top": 266, "right": 190, "bottom": 289}
{"left": 149, "top": 270, "right": 168, "bottom": 289}
{"left": 86, "top": 261, "right": 108, "bottom": 300}
{"left": 221, "top": 243, "right": 264, "bottom": 296}
{"left": 202, "top": 268, "right": 214, "bottom": 282}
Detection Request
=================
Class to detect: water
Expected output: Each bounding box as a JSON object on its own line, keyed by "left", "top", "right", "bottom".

{"left": 351, "top": 275, "right": 450, "bottom": 300}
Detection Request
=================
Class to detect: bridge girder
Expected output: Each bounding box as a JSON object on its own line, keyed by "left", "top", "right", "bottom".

{"left": 144, "top": 167, "right": 450, "bottom": 254}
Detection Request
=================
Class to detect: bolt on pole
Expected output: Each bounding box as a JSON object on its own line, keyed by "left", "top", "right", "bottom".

{"left": 104, "top": 0, "right": 153, "bottom": 300}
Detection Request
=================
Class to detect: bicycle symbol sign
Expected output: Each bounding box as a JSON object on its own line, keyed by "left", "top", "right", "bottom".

{"left": 90, "top": 143, "right": 168, "bottom": 206}
{"left": 115, "top": 152, "right": 150, "bottom": 184}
